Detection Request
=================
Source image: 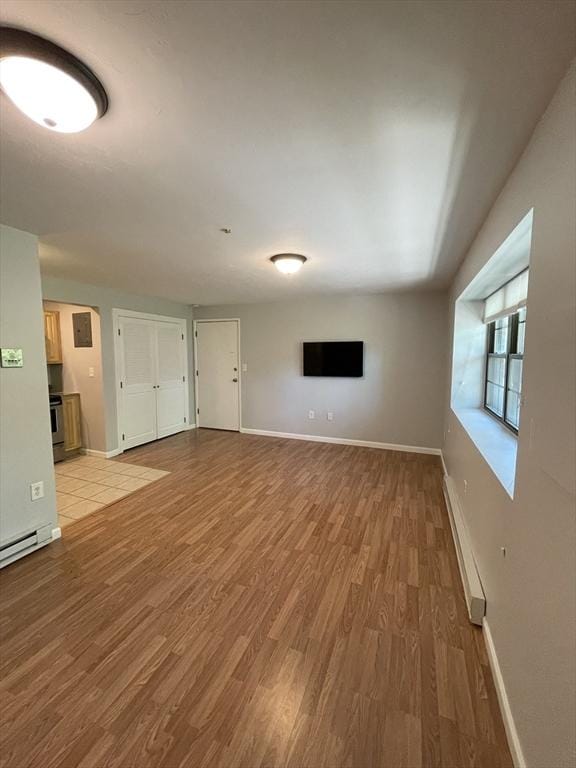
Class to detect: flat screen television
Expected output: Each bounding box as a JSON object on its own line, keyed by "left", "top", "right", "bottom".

{"left": 303, "top": 341, "right": 364, "bottom": 377}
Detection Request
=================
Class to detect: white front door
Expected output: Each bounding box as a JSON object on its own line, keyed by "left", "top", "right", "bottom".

{"left": 196, "top": 320, "right": 240, "bottom": 431}
{"left": 119, "top": 317, "right": 157, "bottom": 450}
{"left": 156, "top": 321, "right": 187, "bottom": 439}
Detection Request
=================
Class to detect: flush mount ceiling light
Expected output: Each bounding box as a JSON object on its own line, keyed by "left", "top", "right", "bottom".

{"left": 0, "top": 27, "right": 108, "bottom": 133}
{"left": 270, "top": 253, "right": 307, "bottom": 274}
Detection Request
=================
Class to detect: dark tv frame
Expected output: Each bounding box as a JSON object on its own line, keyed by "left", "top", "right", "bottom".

{"left": 302, "top": 341, "right": 364, "bottom": 378}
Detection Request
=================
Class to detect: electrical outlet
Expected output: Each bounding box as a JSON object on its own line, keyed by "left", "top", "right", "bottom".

{"left": 242, "top": 363, "right": 248, "bottom": 373}
{"left": 308, "top": 410, "right": 315, "bottom": 420}
{"left": 327, "top": 411, "right": 334, "bottom": 421}
{"left": 88, "top": 366, "right": 95, "bottom": 377}
{"left": 30, "top": 481, "right": 44, "bottom": 501}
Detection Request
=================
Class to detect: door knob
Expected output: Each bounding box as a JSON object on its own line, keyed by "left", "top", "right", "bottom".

{"left": 232, "top": 378, "right": 238, "bottom": 382}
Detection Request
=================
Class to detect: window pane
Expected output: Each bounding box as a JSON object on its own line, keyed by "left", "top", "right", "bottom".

{"left": 508, "top": 358, "right": 523, "bottom": 394}
{"left": 517, "top": 320, "right": 526, "bottom": 354}
{"left": 506, "top": 390, "right": 520, "bottom": 429}
{"left": 486, "top": 383, "right": 505, "bottom": 416}
{"left": 494, "top": 316, "right": 509, "bottom": 353}
{"left": 487, "top": 356, "right": 506, "bottom": 386}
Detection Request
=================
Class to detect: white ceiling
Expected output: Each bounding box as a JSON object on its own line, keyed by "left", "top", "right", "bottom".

{"left": 0, "top": 1, "right": 574, "bottom": 305}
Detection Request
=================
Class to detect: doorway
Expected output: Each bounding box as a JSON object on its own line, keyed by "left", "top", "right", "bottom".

{"left": 194, "top": 319, "right": 241, "bottom": 431}
{"left": 42, "top": 300, "right": 106, "bottom": 459}
{"left": 113, "top": 309, "right": 190, "bottom": 450}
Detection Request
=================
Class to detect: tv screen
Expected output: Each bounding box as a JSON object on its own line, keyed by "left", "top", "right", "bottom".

{"left": 303, "top": 341, "right": 364, "bottom": 377}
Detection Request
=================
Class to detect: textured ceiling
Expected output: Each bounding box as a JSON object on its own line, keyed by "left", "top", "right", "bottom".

{"left": 0, "top": 0, "right": 574, "bottom": 305}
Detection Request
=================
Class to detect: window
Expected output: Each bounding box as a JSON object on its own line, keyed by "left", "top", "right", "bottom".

{"left": 484, "top": 306, "right": 526, "bottom": 431}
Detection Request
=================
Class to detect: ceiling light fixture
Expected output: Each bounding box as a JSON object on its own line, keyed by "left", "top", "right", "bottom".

{"left": 270, "top": 253, "right": 307, "bottom": 274}
{"left": 0, "top": 27, "right": 108, "bottom": 133}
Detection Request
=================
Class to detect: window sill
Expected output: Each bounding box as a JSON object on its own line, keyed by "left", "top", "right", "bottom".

{"left": 452, "top": 407, "right": 517, "bottom": 498}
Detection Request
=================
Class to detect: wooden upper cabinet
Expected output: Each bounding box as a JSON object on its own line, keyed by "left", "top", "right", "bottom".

{"left": 44, "top": 310, "right": 62, "bottom": 364}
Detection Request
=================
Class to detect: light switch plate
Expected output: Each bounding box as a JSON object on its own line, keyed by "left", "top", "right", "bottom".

{"left": 1, "top": 348, "right": 23, "bottom": 368}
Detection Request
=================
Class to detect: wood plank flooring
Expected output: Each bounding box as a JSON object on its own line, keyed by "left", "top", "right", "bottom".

{"left": 0, "top": 429, "right": 512, "bottom": 768}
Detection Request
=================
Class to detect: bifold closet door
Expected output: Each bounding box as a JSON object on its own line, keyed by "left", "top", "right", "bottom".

{"left": 119, "top": 317, "right": 157, "bottom": 449}
{"left": 155, "top": 322, "right": 187, "bottom": 439}
{"left": 118, "top": 316, "right": 188, "bottom": 450}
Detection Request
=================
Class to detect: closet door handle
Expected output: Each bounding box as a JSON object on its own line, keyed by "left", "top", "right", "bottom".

{"left": 232, "top": 378, "right": 238, "bottom": 382}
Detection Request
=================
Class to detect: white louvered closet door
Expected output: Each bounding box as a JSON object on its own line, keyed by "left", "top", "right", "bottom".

{"left": 155, "top": 322, "right": 187, "bottom": 439}
{"left": 119, "top": 317, "right": 158, "bottom": 449}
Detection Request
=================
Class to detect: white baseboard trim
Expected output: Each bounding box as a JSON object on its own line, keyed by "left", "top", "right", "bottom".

{"left": 440, "top": 450, "right": 448, "bottom": 477}
{"left": 185, "top": 423, "right": 197, "bottom": 430}
{"left": 239, "top": 428, "right": 441, "bottom": 456}
{"left": 82, "top": 448, "right": 123, "bottom": 459}
{"left": 442, "top": 474, "right": 485, "bottom": 625}
{"left": 51, "top": 527, "right": 62, "bottom": 540}
{"left": 483, "top": 620, "right": 526, "bottom": 768}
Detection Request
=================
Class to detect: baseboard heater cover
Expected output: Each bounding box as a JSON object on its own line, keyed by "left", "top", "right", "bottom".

{"left": 443, "top": 475, "right": 486, "bottom": 625}
{"left": 0, "top": 524, "right": 53, "bottom": 568}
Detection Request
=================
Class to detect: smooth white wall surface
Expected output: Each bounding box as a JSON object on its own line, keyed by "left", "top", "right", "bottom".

{"left": 443, "top": 63, "right": 576, "bottom": 767}
{"left": 451, "top": 300, "right": 485, "bottom": 410}
{"left": 42, "top": 277, "right": 194, "bottom": 453}
{"left": 195, "top": 292, "right": 447, "bottom": 449}
{"left": 43, "top": 301, "right": 106, "bottom": 453}
{"left": 0, "top": 225, "right": 57, "bottom": 543}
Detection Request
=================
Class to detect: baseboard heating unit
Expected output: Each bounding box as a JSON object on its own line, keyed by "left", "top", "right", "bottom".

{"left": 443, "top": 475, "right": 486, "bottom": 625}
{"left": 0, "top": 525, "right": 53, "bottom": 569}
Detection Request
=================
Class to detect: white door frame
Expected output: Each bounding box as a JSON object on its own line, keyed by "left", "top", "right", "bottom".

{"left": 193, "top": 318, "right": 242, "bottom": 431}
{"left": 113, "top": 308, "right": 190, "bottom": 454}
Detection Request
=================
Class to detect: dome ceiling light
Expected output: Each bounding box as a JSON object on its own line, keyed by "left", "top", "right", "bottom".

{"left": 270, "top": 253, "right": 307, "bottom": 274}
{"left": 0, "top": 27, "right": 108, "bottom": 133}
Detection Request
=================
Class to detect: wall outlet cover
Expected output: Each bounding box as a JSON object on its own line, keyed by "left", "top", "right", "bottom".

{"left": 327, "top": 412, "right": 334, "bottom": 421}
{"left": 30, "top": 481, "right": 44, "bottom": 501}
{"left": 308, "top": 410, "right": 315, "bottom": 419}
{"left": 1, "top": 348, "right": 23, "bottom": 368}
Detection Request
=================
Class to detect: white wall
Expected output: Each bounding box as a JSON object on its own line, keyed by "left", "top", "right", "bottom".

{"left": 195, "top": 291, "right": 447, "bottom": 449}
{"left": 0, "top": 225, "right": 57, "bottom": 544}
{"left": 42, "top": 277, "right": 194, "bottom": 454}
{"left": 443, "top": 63, "right": 576, "bottom": 767}
{"left": 43, "top": 301, "right": 106, "bottom": 453}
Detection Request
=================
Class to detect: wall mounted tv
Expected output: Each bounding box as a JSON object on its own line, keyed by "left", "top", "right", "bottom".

{"left": 303, "top": 341, "right": 364, "bottom": 377}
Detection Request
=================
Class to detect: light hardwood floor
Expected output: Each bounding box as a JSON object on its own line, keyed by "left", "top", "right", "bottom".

{"left": 0, "top": 429, "right": 512, "bottom": 768}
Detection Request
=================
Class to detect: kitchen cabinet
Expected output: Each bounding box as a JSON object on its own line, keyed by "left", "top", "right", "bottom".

{"left": 63, "top": 393, "right": 82, "bottom": 452}
{"left": 44, "top": 310, "right": 62, "bottom": 364}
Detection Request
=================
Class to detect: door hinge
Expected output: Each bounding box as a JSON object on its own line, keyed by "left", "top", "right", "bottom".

{"left": 197, "top": 408, "right": 200, "bottom": 415}
{"left": 122, "top": 433, "right": 125, "bottom": 441}
{"left": 120, "top": 381, "right": 123, "bottom": 389}
{"left": 182, "top": 375, "right": 186, "bottom": 382}
{"left": 182, "top": 333, "right": 184, "bottom": 340}
{"left": 118, "top": 328, "right": 121, "bottom": 336}
{"left": 195, "top": 330, "right": 197, "bottom": 338}
{"left": 184, "top": 416, "right": 187, "bottom": 423}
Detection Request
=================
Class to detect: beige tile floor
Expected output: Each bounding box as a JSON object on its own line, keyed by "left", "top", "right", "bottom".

{"left": 55, "top": 455, "right": 169, "bottom": 529}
